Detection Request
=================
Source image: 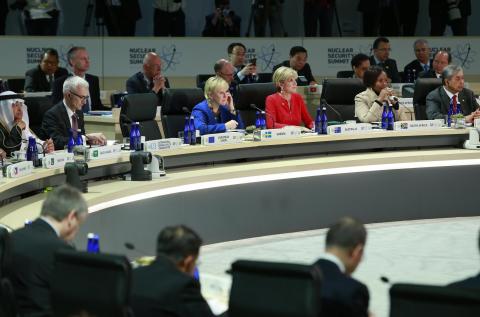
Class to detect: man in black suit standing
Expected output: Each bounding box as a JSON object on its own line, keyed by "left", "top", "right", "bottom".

{"left": 131, "top": 225, "right": 215, "bottom": 317}
{"left": 403, "top": 39, "right": 432, "bottom": 83}
{"left": 313, "top": 217, "right": 370, "bottom": 317}
{"left": 448, "top": 228, "right": 480, "bottom": 290}
{"left": 369, "top": 37, "right": 401, "bottom": 83}
{"left": 24, "top": 48, "right": 68, "bottom": 92}
{"left": 419, "top": 50, "right": 451, "bottom": 79}
{"left": 42, "top": 76, "right": 106, "bottom": 150}
{"left": 51, "top": 46, "right": 105, "bottom": 112}
{"left": 426, "top": 64, "right": 480, "bottom": 123}
{"left": 7, "top": 185, "right": 88, "bottom": 317}
{"left": 95, "top": 0, "right": 141, "bottom": 36}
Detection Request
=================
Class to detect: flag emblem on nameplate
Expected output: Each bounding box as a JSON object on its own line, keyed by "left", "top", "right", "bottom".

{"left": 400, "top": 123, "right": 408, "bottom": 129}
{"left": 334, "top": 127, "right": 341, "bottom": 133}
{"left": 265, "top": 132, "right": 272, "bottom": 138}
{"left": 208, "top": 136, "right": 215, "bottom": 143}
{"left": 93, "top": 150, "right": 98, "bottom": 158}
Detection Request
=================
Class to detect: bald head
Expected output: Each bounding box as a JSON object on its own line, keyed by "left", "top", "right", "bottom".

{"left": 214, "top": 59, "right": 235, "bottom": 84}
{"left": 143, "top": 52, "right": 162, "bottom": 80}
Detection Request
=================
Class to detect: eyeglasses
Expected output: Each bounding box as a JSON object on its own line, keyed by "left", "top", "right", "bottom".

{"left": 70, "top": 91, "right": 89, "bottom": 101}
{"left": 376, "top": 48, "right": 392, "bottom": 52}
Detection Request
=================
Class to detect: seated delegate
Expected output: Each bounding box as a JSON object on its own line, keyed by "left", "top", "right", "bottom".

{"left": 0, "top": 91, "right": 54, "bottom": 156}
{"left": 192, "top": 76, "right": 244, "bottom": 135}
{"left": 265, "top": 66, "right": 313, "bottom": 130}
{"left": 355, "top": 66, "right": 409, "bottom": 123}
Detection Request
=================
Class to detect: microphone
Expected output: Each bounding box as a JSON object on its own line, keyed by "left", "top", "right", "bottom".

{"left": 124, "top": 242, "right": 151, "bottom": 256}
{"left": 249, "top": 104, "right": 275, "bottom": 128}
{"left": 380, "top": 276, "right": 391, "bottom": 284}
{"left": 321, "top": 98, "right": 344, "bottom": 123}
{"left": 182, "top": 106, "right": 191, "bottom": 115}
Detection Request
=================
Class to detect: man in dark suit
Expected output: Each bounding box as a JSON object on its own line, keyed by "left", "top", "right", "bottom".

{"left": 403, "top": 39, "right": 432, "bottom": 83}
{"left": 228, "top": 42, "right": 259, "bottom": 84}
{"left": 273, "top": 46, "right": 316, "bottom": 86}
{"left": 24, "top": 48, "right": 68, "bottom": 92}
{"left": 369, "top": 37, "right": 401, "bottom": 83}
{"left": 426, "top": 64, "right": 480, "bottom": 123}
{"left": 7, "top": 185, "right": 88, "bottom": 317}
{"left": 51, "top": 46, "right": 106, "bottom": 112}
{"left": 202, "top": 0, "right": 241, "bottom": 37}
{"left": 95, "top": 0, "right": 141, "bottom": 36}
{"left": 429, "top": 0, "right": 471, "bottom": 36}
{"left": 213, "top": 59, "right": 239, "bottom": 106}
{"left": 42, "top": 76, "right": 106, "bottom": 150}
{"left": 313, "top": 217, "right": 370, "bottom": 317}
{"left": 131, "top": 225, "right": 216, "bottom": 317}
{"left": 449, "top": 228, "right": 480, "bottom": 290}
{"left": 419, "top": 50, "right": 451, "bottom": 79}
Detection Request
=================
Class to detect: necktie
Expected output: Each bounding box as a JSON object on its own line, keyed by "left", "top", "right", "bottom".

{"left": 148, "top": 80, "right": 154, "bottom": 91}
{"left": 71, "top": 114, "right": 78, "bottom": 139}
{"left": 452, "top": 95, "right": 458, "bottom": 114}
{"left": 424, "top": 64, "right": 429, "bottom": 72}
{"left": 48, "top": 74, "right": 54, "bottom": 89}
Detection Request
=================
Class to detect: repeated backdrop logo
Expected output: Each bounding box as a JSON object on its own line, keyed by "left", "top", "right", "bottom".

{"left": 128, "top": 45, "right": 182, "bottom": 72}
{"left": 25, "top": 44, "right": 74, "bottom": 71}
{"left": 256, "top": 44, "right": 281, "bottom": 72}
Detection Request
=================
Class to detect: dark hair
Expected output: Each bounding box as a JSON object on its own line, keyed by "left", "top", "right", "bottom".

{"left": 326, "top": 217, "right": 367, "bottom": 251}
{"left": 41, "top": 48, "right": 59, "bottom": 62}
{"left": 434, "top": 50, "right": 452, "bottom": 64}
{"left": 363, "top": 65, "right": 384, "bottom": 88}
{"left": 156, "top": 225, "right": 202, "bottom": 262}
{"left": 228, "top": 42, "right": 246, "bottom": 55}
{"left": 289, "top": 46, "right": 307, "bottom": 57}
{"left": 215, "top": 0, "right": 229, "bottom": 7}
{"left": 66, "top": 46, "right": 86, "bottom": 65}
{"left": 40, "top": 184, "right": 88, "bottom": 221}
{"left": 373, "top": 37, "right": 389, "bottom": 50}
{"left": 351, "top": 53, "right": 369, "bottom": 69}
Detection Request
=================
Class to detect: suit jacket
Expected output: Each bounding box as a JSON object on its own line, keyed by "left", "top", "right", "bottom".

{"left": 202, "top": 12, "right": 241, "bottom": 37}
{"left": 419, "top": 69, "right": 440, "bottom": 79}
{"left": 131, "top": 255, "right": 215, "bottom": 317}
{"left": 41, "top": 101, "right": 85, "bottom": 150}
{"left": 51, "top": 73, "right": 105, "bottom": 111}
{"left": 0, "top": 122, "right": 23, "bottom": 156}
{"left": 369, "top": 56, "right": 401, "bottom": 83}
{"left": 426, "top": 86, "right": 479, "bottom": 120}
{"left": 126, "top": 71, "right": 170, "bottom": 108}
{"left": 355, "top": 88, "right": 410, "bottom": 123}
{"left": 192, "top": 99, "right": 244, "bottom": 135}
{"left": 8, "top": 218, "right": 73, "bottom": 317}
{"left": 448, "top": 273, "right": 480, "bottom": 290}
{"left": 273, "top": 60, "right": 316, "bottom": 86}
{"left": 96, "top": 0, "right": 141, "bottom": 21}
{"left": 233, "top": 65, "right": 259, "bottom": 84}
{"left": 403, "top": 59, "right": 432, "bottom": 82}
{"left": 24, "top": 65, "right": 68, "bottom": 92}
{"left": 314, "top": 259, "right": 369, "bottom": 317}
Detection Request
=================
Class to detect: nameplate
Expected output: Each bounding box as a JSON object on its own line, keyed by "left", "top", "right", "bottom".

{"left": 474, "top": 118, "right": 480, "bottom": 128}
{"left": 42, "top": 152, "right": 74, "bottom": 169}
{"left": 3, "top": 161, "right": 34, "bottom": 178}
{"left": 201, "top": 132, "right": 244, "bottom": 146}
{"left": 85, "top": 144, "right": 122, "bottom": 161}
{"left": 253, "top": 127, "right": 302, "bottom": 141}
{"left": 394, "top": 120, "right": 443, "bottom": 131}
{"left": 398, "top": 98, "right": 414, "bottom": 110}
{"left": 144, "top": 138, "right": 182, "bottom": 152}
{"left": 327, "top": 123, "right": 372, "bottom": 135}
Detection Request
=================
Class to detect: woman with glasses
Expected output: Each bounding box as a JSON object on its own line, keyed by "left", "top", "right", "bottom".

{"left": 0, "top": 91, "right": 54, "bottom": 156}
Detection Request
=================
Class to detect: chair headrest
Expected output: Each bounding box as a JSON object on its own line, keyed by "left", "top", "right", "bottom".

{"left": 122, "top": 93, "right": 158, "bottom": 121}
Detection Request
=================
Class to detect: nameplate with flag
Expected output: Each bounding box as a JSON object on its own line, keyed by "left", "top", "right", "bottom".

{"left": 327, "top": 123, "right": 372, "bottom": 135}
{"left": 394, "top": 120, "right": 443, "bottom": 131}
{"left": 144, "top": 138, "right": 183, "bottom": 152}
{"left": 85, "top": 144, "right": 123, "bottom": 161}
{"left": 253, "top": 127, "right": 302, "bottom": 141}
{"left": 3, "top": 161, "right": 34, "bottom": 178}
{"left": 201, "top": 132, "right": 244, "bottom": 146}
{"left": 42, "top": 152, "right": 74, "bottom": 169}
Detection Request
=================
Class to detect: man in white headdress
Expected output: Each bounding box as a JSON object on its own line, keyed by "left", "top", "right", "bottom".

{"left": 0, "top": 91, "right": 54, "bottom": 156}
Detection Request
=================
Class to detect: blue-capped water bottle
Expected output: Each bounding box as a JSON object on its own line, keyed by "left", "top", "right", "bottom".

{"left": 183, "top": 115, "right": 190, "bottom": 144}
{"left": 320, "top": 106, "right": 328, "bottom": 134}
{"left": 75, "top": 129, "right": 83, "bottom": 146}
{"left": 315, "top": 107, "right": 321, "bottom": 134}
{"left": 26, "top": 136, "right": 36, "bottom": 161}
{"left": 447, "top": 101, "right": 453, "bottom": 127}
{"left": 129, "top": 122, "right": 136, "bottom": 150}
{"left": 67, "top": 129, "right": 75, "bottom": 153}
{"left": 255, "top": 111, "right": 261, "bottom": 129}
{"left": 456, "top": 102, "right": 462, "bottom": 115}
{"left": 260, "top": 111, "right": 267, "bottom": 129}
{"left": 381, "top": 103, "right": 388, "bottom": 129}
{"left": 189, "top": 115, "right": 196, "bottom": 145}
{"left": 387, "top": 105, "right": 395, "bottom": 130}
{"left": 193, "top": 266, "right": 200, "bottom": 281}
{"left": 86, "top": 233, "right": 100, "bottom": 253}
{"left": 134, "top": 121, "right": 141, "bottom": 151}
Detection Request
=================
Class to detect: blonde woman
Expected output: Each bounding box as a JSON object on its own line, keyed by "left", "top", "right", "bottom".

{"left": 192, "top": 76, "right": 244, "bottom": 135}
{"left": 265, "top": 66, "right": 314, "bottom": 129}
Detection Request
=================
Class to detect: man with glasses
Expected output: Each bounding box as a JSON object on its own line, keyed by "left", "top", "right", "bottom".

{"left": 403, "top": 39, "right": 432, "bottom": 83}
{"left": 24, "top": 48, "right": 68, "bottom": 92}
{"left": 214, "top": 59, "right": 239, "bottom": 104}
{"left": 273, "top": 46, "right": 317, "bottom": 86}
{"left": 369, "top": 37, "right": 400, "bottom": 83}
{"left": 51, "top": 46, "right": 106, "bottom": 112}
{"left": 227, "top": 42, "right": 258, "bottom": 84}
{"left": 42, "top": 76, "right": 106, "bottom": 150}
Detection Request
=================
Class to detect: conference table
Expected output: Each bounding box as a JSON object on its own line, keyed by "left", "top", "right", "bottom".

{"left": 0, "top": 128, "right": 479, "bottom": 258}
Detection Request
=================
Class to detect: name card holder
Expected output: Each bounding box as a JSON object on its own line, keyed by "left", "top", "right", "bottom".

{"left": 201, "top": 132, "right": 244, "bottom": 146}
{"left": 85, "top": 144, "right": 123, "bottom": 161}
{"left": 394, "top": 120, "right": 443, "bottom": 131}
{"left": 253, "top": 127, "right": 302, "bottom": 141}
{"left": 144, "top": 138, "right": 183, "bottom": 152}
{"left": 42, "top": 152, "right": 75, "bottom": 169}
{"left": 3, "top": 161, "right": 34, "bottom": 178}
{"left": 327, "top": 123, "right": 372, "bottom": 135}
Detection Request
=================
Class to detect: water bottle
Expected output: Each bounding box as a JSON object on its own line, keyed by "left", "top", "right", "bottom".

{"left": 86, "top": 233, "right": 100, "bottom": 253}
{"left": 183, "top": 115, "right": 190, "bottom": 144}
{"left": 193, "top": 266, "right": 200, "bottom": 281}
{"left": 387, "top": 105, "right": 395, "bottom": 130}
{"left": 189, "top": 116, "right": 196, "bottom": 145}
{"left": 406, "top": 69, "right": 412, "bottom": 83}
{"left": 381, "top": 103, "right": 388, "bottom": 129}
{"left": 315, "top": 107, "right": 321, "bottom": 134}
{"left": 255, "top": 111, "right": 261, "bottom": 129}
{"left": 447, "top": 101, "right": 453, "bottom": 127}
{"left": 412, "top": 69, "right": 417, "bottom": 82}
{"left": 456, "top": 102, "right": 462, "bottom": 115}
{"left": 26, "top": 137, "right": 36, "bottom": 161}
{"left": 260, "top": 111, "right": 267, "bottom": 130}
{"left": 134, "top": 121, "right": 141, "bottom": 151}
{"left": 129, "top": 122, "right": 137, "bottom": 150}
{"left": 320, "top": 106, "right": 328, "bottom": 134}
{"left": 67, "top": 129, "right": 75, "bottom": 153}
{"left": 75, "top": 129, "right": 83, "bottom": 146}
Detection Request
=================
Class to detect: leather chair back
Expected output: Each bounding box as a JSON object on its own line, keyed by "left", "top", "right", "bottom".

{"left": 121, "top": 93, "right": 161, "bottom": 140}
{"left": 413, "top": 78, "right": 442, "bottom": 120}
{"left": 321, "top": 78, "right": 366, "bottom": 121}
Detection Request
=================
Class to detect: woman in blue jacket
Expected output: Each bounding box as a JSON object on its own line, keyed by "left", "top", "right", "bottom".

{"left": 192, "top": 76, "right": 244, "bottom": 135}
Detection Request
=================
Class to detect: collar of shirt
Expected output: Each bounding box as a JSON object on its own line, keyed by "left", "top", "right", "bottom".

{"left": 40, "top": 216, "right": 60, "bottom": 237}
{"left": 443, "top": 86, "right": 459, "bottom": 100}
{"left": 374, "top": 55, "right": 383, "bottom": 65}
{"left": 320, "top": 252, "right": 346, "bottom": 273}
{"left": 63, "top": 100, "right": 75, "bottom": 126}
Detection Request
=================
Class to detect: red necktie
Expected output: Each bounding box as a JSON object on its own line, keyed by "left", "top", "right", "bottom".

{"left": 71, "top": 114, "right": 78, "bottom": 139}
{"left": 452, "top": 95, "right": 458, "bottom": 114}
